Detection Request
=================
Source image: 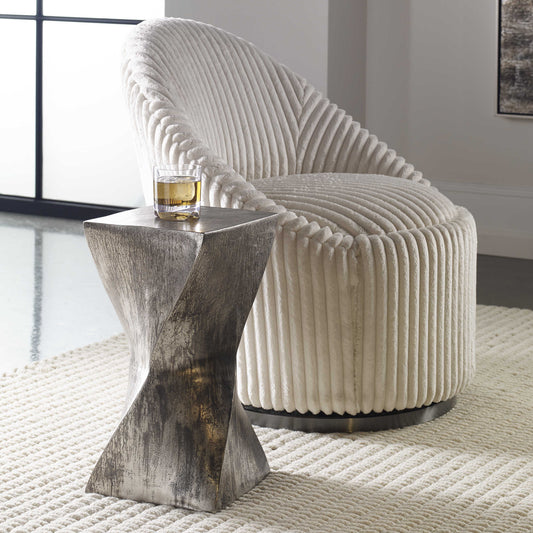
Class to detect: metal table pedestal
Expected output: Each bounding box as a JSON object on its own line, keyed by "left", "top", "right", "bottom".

{"left": 84, "top": 206, "right": 278, "bottom": 512}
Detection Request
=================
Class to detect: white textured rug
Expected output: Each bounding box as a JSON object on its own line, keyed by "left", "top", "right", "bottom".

{"left": 1, "top": 305, "right": 532, "bottom": 533}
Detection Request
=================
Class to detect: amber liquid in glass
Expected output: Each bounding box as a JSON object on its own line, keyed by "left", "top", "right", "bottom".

{"left": 154, "top": 177, "right": 201, "bottom": 220}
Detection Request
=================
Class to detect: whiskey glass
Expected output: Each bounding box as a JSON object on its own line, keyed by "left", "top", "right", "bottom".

{"left": 153, "top": 164, "right": 202, "bottom": 220}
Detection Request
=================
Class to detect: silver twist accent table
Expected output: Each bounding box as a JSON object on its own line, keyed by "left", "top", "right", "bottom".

{"left": 84, "top": 206, "right": 278, "bottom": 512}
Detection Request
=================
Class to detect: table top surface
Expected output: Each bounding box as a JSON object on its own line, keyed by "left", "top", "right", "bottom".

{"left": 84, "top": 206, "right": 278, "bottom": 234}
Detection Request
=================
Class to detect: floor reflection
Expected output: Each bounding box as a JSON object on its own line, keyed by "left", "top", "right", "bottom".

{"left": 0, "top": 212, "right": 122, "bottom": 373}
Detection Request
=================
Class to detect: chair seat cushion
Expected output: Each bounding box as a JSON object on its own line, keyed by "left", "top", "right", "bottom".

{"left": 252, "top": 173, "right": 458, "bottom": 237}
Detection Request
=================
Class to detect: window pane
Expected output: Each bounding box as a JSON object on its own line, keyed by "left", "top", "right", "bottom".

{"left": 43, "top": 0, "right": 164, "bottom": 19}
{"left": 0, "top": 0, "right": 35, "bottom": 15}
{"left": 0, "top": 20, "right": 35, "bottom": 197}
{"left": 43, "top": 22, "right": 144, "bottom": 207}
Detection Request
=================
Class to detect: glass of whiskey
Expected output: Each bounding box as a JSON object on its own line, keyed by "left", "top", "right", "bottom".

{"left": 153, "top": 164, "right": 202, "bottom": 220}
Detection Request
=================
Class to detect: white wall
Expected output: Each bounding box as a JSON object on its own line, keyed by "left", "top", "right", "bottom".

{"left": 328, "top": 0, "right": 366, "bottom": 122}
{"left": 165, "top": 0, "right": 329, "bottom": 94}
{"left": 367, "top": 0, "right": 533, "bottom": 188}
{"left": 365, "top": 1, "right": 411, "bottom": 151}
{"left": 366, "top": 0, "right": 533, "bottom": 259}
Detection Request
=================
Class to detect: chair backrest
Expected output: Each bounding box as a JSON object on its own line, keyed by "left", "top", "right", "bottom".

{"left": 123, "top": 18, "right": 307, "bottom": 182}
{"left": 124, "top": 17, "right": 426, "bottom": 205}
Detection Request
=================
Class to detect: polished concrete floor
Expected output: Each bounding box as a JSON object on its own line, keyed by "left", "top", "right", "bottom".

{"left": 0, "top": 212, "right": 532, "bottom": 374}
{"left": 0, "top": 212, "right": 122, "bottom": 374}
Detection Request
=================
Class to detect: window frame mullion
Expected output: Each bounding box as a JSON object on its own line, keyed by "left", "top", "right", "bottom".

{"left": 35, "top": 0, "right": 43, "bottom": 200}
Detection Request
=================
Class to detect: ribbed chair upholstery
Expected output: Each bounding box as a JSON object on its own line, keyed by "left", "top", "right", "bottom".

{"left": 122, "top": 18, "right": 477, "bottom": 416}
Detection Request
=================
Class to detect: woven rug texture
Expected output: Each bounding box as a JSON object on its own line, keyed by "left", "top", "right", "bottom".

{"left": 0, "top": 305, "right": 532, "bottom": 532}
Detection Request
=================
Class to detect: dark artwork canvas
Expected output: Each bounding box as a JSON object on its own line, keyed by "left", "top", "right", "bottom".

{"left": 498, "top": 0, "right": 533, "bottom": 116}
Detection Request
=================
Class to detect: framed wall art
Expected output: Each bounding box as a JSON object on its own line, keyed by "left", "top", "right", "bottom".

{"left": 498, "top": 0, "right": 533, "bottom": 117}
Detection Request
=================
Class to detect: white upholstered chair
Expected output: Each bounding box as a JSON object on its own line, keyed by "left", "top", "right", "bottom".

{"left": 122, "top": 18, "right": 477, "bottom": 429}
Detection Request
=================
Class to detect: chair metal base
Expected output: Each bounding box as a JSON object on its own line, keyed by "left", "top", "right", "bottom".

{"left": 244, "top": 397, "right": 457, "bottom": 433}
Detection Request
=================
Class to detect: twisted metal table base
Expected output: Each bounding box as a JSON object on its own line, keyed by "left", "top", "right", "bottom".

{"left": 84, "top": 207, "right": 278, "bottom": 512}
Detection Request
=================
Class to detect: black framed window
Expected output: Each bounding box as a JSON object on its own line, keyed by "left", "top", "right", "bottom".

{"left": 0, "top": 1, "right": 163, "bottom": 219}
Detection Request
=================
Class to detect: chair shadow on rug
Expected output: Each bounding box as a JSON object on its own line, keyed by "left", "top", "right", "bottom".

{"left": 329, "top": 392, "right": 532, "bottom": 459}
{"left": 228, "top": 468, "right": 523, "bottom": 532}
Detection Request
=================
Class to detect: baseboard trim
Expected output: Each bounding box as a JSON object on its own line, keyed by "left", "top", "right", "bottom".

{"left": 432, "top": 180, "right": 533, "bottom": 260}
